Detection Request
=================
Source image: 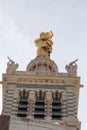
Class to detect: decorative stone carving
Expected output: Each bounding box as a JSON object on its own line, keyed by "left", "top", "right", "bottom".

{"left": 65, "top": 59, "right": 78, "bottom": 76}
{"left": 26, "top": 55, "right": 58, "bottom": 76}
{"left": 35, "top": 31, "right": 53, "bottom": 57}
{"left": 6, "top": 57, "right": 19, "bottom": 74}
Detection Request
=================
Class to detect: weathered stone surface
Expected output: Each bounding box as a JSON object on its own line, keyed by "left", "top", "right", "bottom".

{"left": 9, "top": 117, "right": 76, "bottom": 130}
{"left": 0, "top": 115, "right": 10, "bottom": 130}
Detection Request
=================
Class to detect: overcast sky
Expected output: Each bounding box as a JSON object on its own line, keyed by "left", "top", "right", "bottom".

{"left": 0, "top": 0, "right": 87, "bottom": 130}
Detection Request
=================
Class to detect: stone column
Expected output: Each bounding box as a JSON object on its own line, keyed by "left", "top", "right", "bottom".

{"left": 45, "top": 91, "right": 52, "bottom": 120}
{"left": 28, "top": 91, "right": 35, "bottom": 119}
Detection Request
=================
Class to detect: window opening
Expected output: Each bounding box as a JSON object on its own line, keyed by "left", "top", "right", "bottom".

{"left": 17, "top": 89, "right": 29, "bottom": 117}
{"left": 34, "top": 90, "right": 45, "bottom": 119}
{"left": 52, "top": 91, "right": 62, "bottom": 119}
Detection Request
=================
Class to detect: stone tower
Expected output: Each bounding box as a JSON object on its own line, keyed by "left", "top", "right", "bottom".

{"left": 0, "top": 32, "right": 82, "bottom": 130}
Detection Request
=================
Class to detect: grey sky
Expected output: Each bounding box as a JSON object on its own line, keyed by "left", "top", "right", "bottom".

{"left": 0, "top": 0, "right": 87, "bottom": 129}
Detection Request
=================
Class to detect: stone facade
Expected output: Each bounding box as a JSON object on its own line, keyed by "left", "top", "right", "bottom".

{"left": 9, "top": 116, "right": 76, "bottom": 130}
{"left": 1, "top": 55, "right": 82, "bottom": 130}
{"left": 0, "top": 32, "right": 82, "bottom": 130}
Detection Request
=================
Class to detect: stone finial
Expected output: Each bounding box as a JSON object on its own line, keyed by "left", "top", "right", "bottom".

{"left": 6, "top": 57, "right": 19, "bottom": 74}
{"left": 65, "top": 59, "right": 78, "bottom": 76}
{"left": 35, "top": 31, "right": 53, "bottom": 57}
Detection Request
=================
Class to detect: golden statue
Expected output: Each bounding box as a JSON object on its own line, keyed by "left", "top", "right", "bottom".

{"left": 35, "top": 31, "right": 53, "bottom": 56}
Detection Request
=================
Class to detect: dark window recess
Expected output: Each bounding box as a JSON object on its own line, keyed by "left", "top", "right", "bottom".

{"left": 17, "top": 89, "right": 29, "bottom": 117}
{"left": 34, "top": 100, "right": 45, "bottom": 119}
{"left": 35, "top": 108, "right": 45, "bottom": 111}
{"left": 52, "top": 100, "right": 62, "bottom": 119}
{"left": 17, "top": 99, "right": 28, "bottom": 117}
{"left": 18, "top": 107, "right": 27, "bottom": 111}
{"left": 35, "top": 100, "right": 45, "bottom": 106}
{"left": 17, "top": 111, "right": 27, "bottom": 117}
{"left": 34, "top": 114, "right": 45, "bottom": 119}
{"left": 52, "top": 114, "right": 61, "bottom": 119}
{"left": 52, "top": 108, "right": 61, "bottom": 112}
{"left": 19, "top": 99, "right": 28, "bottom": 105}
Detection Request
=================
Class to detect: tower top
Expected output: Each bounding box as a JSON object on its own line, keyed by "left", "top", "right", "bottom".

{"left": 1, "top": 31, "right": 82, "bottom": 130}
{"left": 35, "top": 31, "right": 53, "bottom": 57}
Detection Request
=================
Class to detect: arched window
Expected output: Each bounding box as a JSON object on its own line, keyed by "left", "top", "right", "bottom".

{"left": 52, "top": 91, "right": 62, "bottom": 119}
{"left": 34, "top": 90, "right": 45, "bottom": 119}
{"left": 17, "top": 89, "right": 29, "bottom": 117}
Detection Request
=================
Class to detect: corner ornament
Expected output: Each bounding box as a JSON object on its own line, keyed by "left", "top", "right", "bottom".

{"left": 65, "top": 59, "right": 78, "bottom": 76}
{"left": 6, "top": 57, "right": 19, "bottom": 73}
{"left": 35, "top": 31, "right": 54, "bottom": 57}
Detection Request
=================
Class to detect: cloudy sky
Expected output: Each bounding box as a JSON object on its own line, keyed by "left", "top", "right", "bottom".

{"left": 0, "top": 0, "right": 87, "bottom": 129}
